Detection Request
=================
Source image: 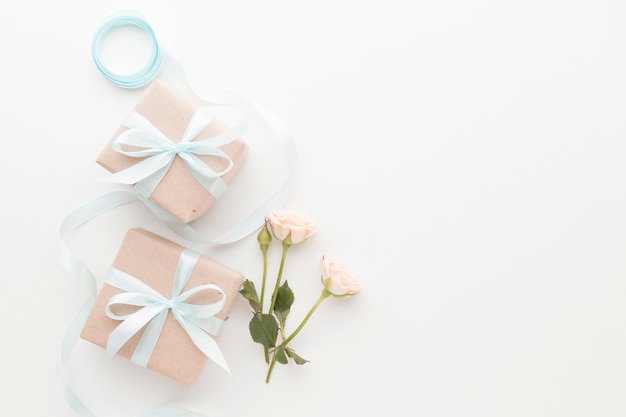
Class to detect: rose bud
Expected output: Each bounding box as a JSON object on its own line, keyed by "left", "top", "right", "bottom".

{"left": 321, "top": 256, "right": 361, "bottom": 297}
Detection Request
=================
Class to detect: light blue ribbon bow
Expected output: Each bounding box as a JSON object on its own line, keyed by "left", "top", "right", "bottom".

{"left": 105, "top": 109, "right": 248, "bottom": 200}
{"left": 104, "top": 249, "right": 230, "bottom": 373}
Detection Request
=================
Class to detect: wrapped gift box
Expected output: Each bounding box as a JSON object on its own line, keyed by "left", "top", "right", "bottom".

{"left": 80, "top": 227, "right": 243, "bottom": 387}
{"left": 96, "top": 79, "right": 248, "bottom": 223}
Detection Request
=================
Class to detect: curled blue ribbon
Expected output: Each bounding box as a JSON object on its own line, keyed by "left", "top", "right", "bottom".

{"left": 104, "top": 249, "right": 229, "bottom": 373}
{"left": 91, "top": 11, "right": 163, "bottom": 88}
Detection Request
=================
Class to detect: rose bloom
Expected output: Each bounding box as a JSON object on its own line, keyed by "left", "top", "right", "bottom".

{"left": 267, "top": 209, "right": 317, "bottom": 244}
{"left": 321, "top": 256, "right": 361, "bottom": 297}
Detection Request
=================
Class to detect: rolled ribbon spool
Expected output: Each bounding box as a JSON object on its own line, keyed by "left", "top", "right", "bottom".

{"left": 91, "top": 11, "right": 163, "bottom": 89}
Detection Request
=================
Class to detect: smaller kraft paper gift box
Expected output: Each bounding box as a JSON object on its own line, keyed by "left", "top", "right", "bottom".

{"left": 80, "top": 227, "right": 243, "bottom": 387}
{"left": 96, "top": 79, "right": 249, "bottom": 223}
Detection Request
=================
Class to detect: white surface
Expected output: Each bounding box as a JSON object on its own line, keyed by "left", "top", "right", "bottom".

{"left": 2, "top": 1, "right": 626, "bottom": 416}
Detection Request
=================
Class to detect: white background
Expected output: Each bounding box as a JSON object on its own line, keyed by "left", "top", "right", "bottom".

{"left": 2, "top": 1, "right": 626, "bottom": 416}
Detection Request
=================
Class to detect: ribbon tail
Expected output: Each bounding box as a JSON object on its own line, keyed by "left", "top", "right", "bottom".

{"left": 182, "top": 155, "right": 229, "bottom": 198}
{"left": 60, "top": 298, "right": 98, "bottom": 417}
{"left": 179, "top": 317, "right": 230, "bottom": 374}
{"left": 131, "top": 310, "right": 169, "bottom": 367}
{"left": 189, "top": 316, "right": 225, "bottom": 337}
{"left": 133, "top": 161, "right": 172, "bottom": 199}
{"left": 106, "top": 305, "right": 165, "bottom": 360}
{"left": 59, "top": 190, "right": 141, "bottom": 297}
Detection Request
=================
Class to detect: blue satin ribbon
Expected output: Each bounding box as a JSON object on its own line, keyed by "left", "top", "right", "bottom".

{"left": 91, "top": 12, "right": 162, "bottom": 88}
{"left": 105, "top": 249, "right": 229, "bottom": 372}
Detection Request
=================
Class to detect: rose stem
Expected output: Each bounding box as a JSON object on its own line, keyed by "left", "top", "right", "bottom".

{"left": 281, "top": 289, "right": 331, "bottom": 347}
{"left": 260, "top": 242, "right": 270, "bottom": 363}
{"left": 268, "top": 240, "right": 291, "bottom": 314}
{"left": 260, "top": 243, "right": 269, "bottom": 311}
{"left": 265, "top": 353, "right": 278, "bottom": 383}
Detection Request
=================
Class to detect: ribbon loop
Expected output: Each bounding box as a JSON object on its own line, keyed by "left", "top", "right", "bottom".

{"left": 104, "top": 249, "right": 229, "bottom": 372}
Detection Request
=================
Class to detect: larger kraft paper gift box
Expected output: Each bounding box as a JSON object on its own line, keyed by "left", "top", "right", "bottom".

{"left": 80, "top": 228, "right": 243, "bottom": 387}
{"left": 96, "top": 79, "right": 249, "bottom": 223}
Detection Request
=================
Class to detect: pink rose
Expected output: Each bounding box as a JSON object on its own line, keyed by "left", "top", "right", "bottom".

{"left": 267, "top": 209, "right": 317, "bottom": 244}
{"left": 321, "top": 256, "right": 361, "bottom": 297}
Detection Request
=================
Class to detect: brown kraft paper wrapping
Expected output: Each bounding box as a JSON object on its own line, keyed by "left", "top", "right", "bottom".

{"left": 96, "top": 79, "right": 249, "bottom": 223}
{"left": 80, "top": 228, "right": 244, "bottom": 387}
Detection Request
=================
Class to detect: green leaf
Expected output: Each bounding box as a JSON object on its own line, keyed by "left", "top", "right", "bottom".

{"left": 248, "top": 313, "right": 278, "bottom": 348}
{"left": 239, "top": 279, "right": 261, "bottom": 313}
{"left": 285, "top": 348, "right": 309, "bottom": 365}
{"left": 275, "top": 346, "right": 288, "bottom": 364}
{"left": 274, "top": 280, "right": 294, "bottom": 327}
